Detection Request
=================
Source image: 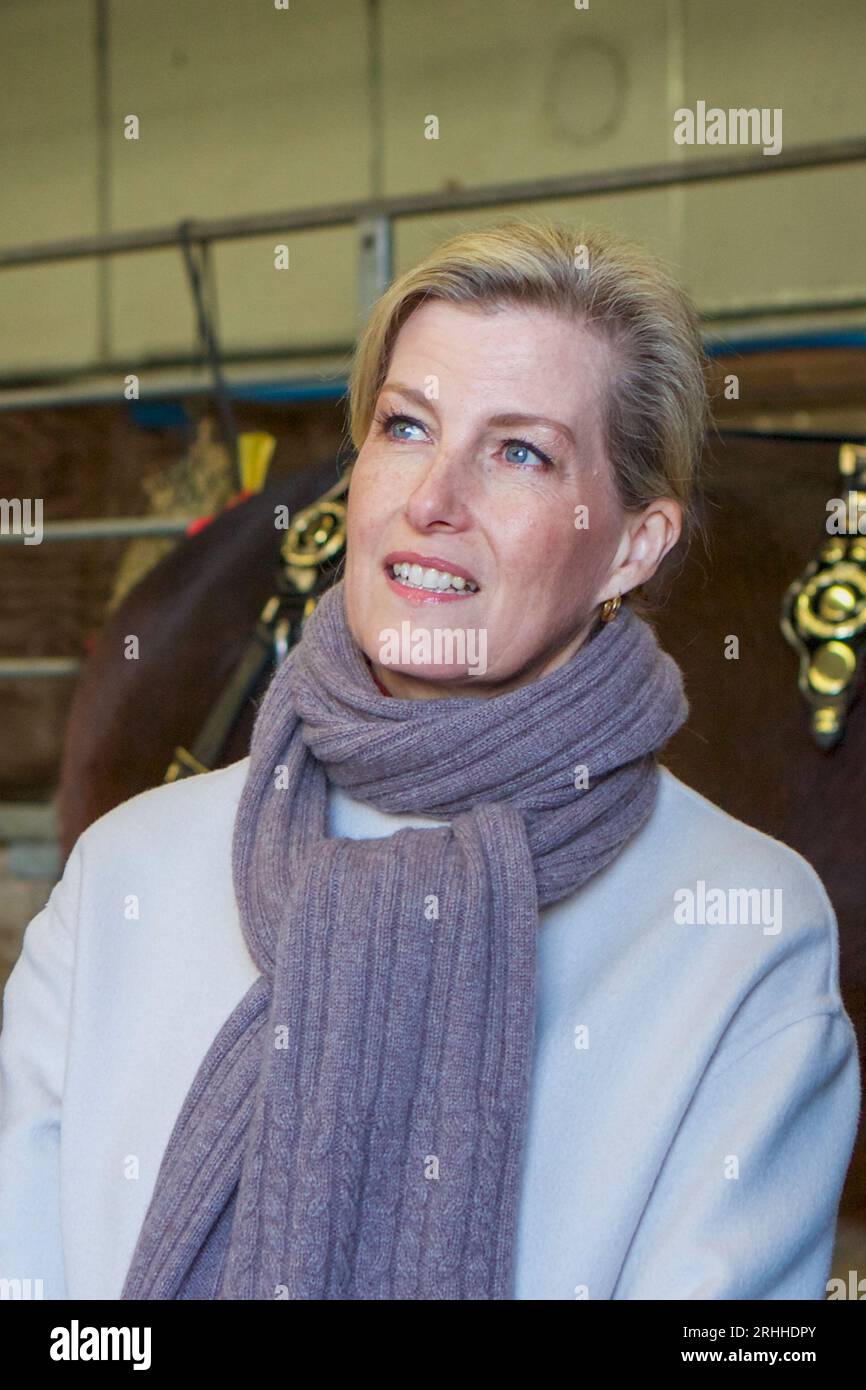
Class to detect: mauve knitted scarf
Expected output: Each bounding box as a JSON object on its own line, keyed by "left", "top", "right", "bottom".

{"left": 121, "top": 579, "right": 688, "bottom": 1300}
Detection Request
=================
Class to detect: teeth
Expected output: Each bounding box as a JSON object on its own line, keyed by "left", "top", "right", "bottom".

{"left": 390, "top": 562, "right": 477, "bottom": 593}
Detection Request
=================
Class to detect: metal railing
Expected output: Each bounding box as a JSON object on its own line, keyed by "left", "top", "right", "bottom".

{"left": 2, "top": 137, "right": 866, "bottom": 335}
{"left": 0, "top": 516, "right": 197, "bottom": 544}
{"left": 0, "top": 658, "right": 81, "bottom": 679}
{"left": 3, "top": 136, "right": 866, "bottom": 679}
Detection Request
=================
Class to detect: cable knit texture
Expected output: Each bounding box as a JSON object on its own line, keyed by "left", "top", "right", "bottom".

{"left": 120, "top": 579, "right": 689, "bottom": 1300}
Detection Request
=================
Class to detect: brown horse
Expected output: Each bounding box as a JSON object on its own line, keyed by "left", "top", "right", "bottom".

{"left": 57, "top": 452, "right": 341, "bottom": 857}
{"left": 57, "top": 430, "right": 866, "bottom": 1226}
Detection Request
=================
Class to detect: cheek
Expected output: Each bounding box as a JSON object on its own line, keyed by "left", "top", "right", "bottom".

{"left": 494, "top": 507, "right": 578, "bottom": 594}
{"left": 346, "top": 467, "right": 387, "bottom": 563}
{"left": 493, "top": 497, "right": 613, "bottom": 616}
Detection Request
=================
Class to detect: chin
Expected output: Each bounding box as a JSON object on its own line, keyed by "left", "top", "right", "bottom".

{"left": 384, "top": 663, "right": 471, "bottom": 683}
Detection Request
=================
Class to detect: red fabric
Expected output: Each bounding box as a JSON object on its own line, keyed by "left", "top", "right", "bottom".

{"left": 366, "top": 660, "right": 392, "bottom": 697}
{"left": 185, "top": 490, "right": 255, "bottom": 538}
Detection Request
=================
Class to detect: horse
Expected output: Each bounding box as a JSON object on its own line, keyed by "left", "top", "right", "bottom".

{"left": 56, "top": 451, "right": 341, "bottom": 857}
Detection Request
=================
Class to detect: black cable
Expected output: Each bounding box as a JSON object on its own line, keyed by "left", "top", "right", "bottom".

{"left": 177, "top": 220, "right": 240, "bottom": 479}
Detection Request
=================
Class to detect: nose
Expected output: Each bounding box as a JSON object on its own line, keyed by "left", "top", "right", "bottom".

{"left": 403, "top": 445, "right": 473, "bottom": 533}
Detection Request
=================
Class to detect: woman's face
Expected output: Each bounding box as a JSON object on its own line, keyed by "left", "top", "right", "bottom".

{"left": 345, "top": 299, "right": 679, "bottom": 699}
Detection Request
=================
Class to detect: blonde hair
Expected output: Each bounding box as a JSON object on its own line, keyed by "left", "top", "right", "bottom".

{"left": 346, "top": 215, "right": 710, "bottom": 609}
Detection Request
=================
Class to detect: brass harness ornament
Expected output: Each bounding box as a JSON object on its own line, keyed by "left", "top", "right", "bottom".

{"left": 165, "top": 464, "right": 351, "bottom": 782}
{"left": 780, "top": 443, "right": 866, "bottom": 749}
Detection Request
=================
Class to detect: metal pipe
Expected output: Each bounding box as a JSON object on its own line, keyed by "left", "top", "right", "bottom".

{"left": 5, "top": 293, "right": 866, "bottom": 410}
{"left": 177, "top": 221, "right": 240, "bottom": 477}
{"left": 714, "top": 426, "right": 866, "bottom": 443}
{"left": 702, "top": 294, "right": 866, "bottom": 323}
{"left": 706, "top": 328, "right": 866, "bottom": 356}
{"left": 0, "top": 658, "right": 81, "bottom": 678}
{"left": 0, "top": 802, "right": 57, "bottom": 840}
{"left": 0, "top": 516, "right": 197, "bottom": 543}
{"left": 2, "top": 138, "right": 865, "bottom": 269}
{"left": 0, "top": 361, "right": 352, "bottom": 412}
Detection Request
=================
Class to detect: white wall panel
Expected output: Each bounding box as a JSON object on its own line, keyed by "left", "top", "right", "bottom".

{"left": 0, "top": 0, "right": 863, "bottom": 379}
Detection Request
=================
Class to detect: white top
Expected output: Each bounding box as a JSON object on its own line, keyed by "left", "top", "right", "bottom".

{"left": 0, "top": 757, "right": 859, "bottom": 1300}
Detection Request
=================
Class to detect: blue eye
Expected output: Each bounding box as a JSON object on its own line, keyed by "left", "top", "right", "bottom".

{"left": 374, "top": 410, "right": 554, "bottom": 470}
{"left": 503, "top": 439, "right": 553, "bottom": 469}
{"left": 375, "top": 411, "right": 426, "bottom": 441}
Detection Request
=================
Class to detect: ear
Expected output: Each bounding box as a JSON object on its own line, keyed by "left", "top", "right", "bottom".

{"left": 599, "top": 499, "right": 683, "bottom": 602}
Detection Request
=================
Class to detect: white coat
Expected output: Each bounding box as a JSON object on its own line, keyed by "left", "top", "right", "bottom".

{"left": 0, "top": 757, "right": 860, "bottom": 1299}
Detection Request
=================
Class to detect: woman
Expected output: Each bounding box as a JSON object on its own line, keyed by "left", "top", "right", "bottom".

{"left": 0, "top": 219, "right": 859, "bottom": 1301}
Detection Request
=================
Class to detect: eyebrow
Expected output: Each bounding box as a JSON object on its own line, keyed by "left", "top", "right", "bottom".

{"left": 379, "top": 381, "right": 578, "bottom": 450}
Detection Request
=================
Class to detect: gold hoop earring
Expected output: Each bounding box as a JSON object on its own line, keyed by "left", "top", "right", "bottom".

{"left": 600, "top": 594, "right": 621, "bottom": 623}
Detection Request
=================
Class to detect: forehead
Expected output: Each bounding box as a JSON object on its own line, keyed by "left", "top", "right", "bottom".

{"left": 386, "top": 298, "right": 612, "bottom": 419}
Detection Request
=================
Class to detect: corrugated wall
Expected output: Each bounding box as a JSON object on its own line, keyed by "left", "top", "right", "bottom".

{"left": 1, "top": 0, "right": 864, "bottom": 384}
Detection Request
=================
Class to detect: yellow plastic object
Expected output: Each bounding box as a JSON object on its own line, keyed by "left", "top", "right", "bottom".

{"left": 238, "top": 432, "right": 277, "bottom": 493}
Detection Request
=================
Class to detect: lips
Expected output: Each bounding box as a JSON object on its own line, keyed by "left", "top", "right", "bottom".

{"left": 382, "top": 550, "right": 480, "bottom": 603}
{"left": 383, "top": 551, "right": 479, "bottom": 586}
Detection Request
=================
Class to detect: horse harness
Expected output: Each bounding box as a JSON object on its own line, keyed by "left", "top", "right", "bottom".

{"left": 163, "top": 466, "right": 351, "bottom": 783}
